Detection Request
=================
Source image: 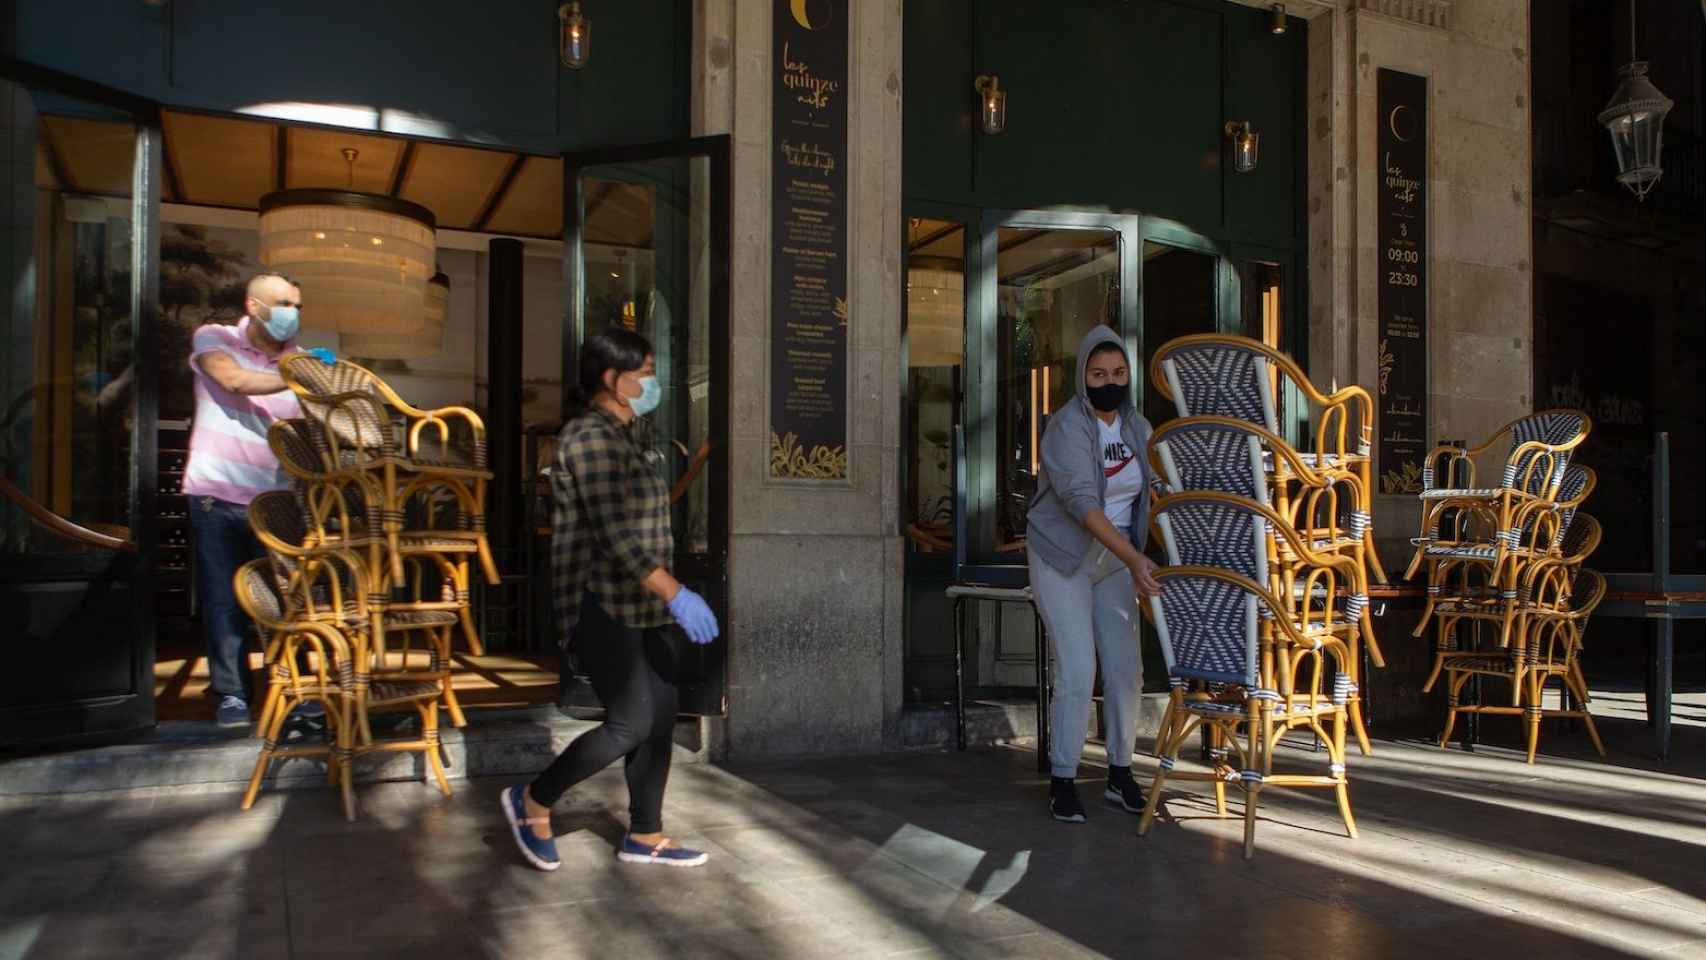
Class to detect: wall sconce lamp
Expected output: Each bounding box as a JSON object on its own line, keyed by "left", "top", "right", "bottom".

{"left": 559, "top": 2, "right": 590, "bottom": 70}
{"left": 974, "top": 75, "right": 1007, "bottom": 135}
{"left": 1269, "top": 4, "right": 1287, "bottom": 35}
{"left": 1225, "top": 121, "right": 1259, "bottom": 173}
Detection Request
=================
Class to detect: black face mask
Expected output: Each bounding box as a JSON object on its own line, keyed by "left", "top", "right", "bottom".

{"left": 1085, "top": 382, "right": 1127, "bottom": 412}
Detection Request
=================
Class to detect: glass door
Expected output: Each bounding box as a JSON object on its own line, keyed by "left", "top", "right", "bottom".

{"left": 0, "top": 72, "right": 161, "bottom": 745}
{"left": 561, "top": 136, "right": 730, "bottom": 715}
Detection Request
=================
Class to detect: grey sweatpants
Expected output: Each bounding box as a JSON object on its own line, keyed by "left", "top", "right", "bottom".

{"left": 1028, "top": 545, "right": 1143, "bottom": 779}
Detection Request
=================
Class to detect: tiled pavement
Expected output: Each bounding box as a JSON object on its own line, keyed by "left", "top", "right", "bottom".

{"left": 3, "top": 704, "right": 1706, "bottom": 959}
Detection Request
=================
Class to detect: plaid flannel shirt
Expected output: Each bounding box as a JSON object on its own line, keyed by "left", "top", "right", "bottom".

{"left": 551, "top": 407, "right": 673, "bottom": 639}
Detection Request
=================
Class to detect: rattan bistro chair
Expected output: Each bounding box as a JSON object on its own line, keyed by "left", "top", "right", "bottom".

{"left": 279, "top": 354, "right": 499, "bottom": 588}
{"left": 268, "top": 417, "right": 487, "bottom": 655}
{"left": 248, "top": 491, "right": 465, "bottom": 738}
{"left": 1137, "top": 566, "right": 1357, "bottom": 860}
{"left": 1403, "top": 409, "right": 1591, "bottom": 583}
{"left": 1149, "top": 333, "right": 1386, "bottom": 583}
{"left": 1149, "top": 417, "right": 1381, "bottom": 754}
{"left": 1434, "top": 567, "right": 1608, "bottom": 764}
{"left": 1415, "top": 465, "right": 1598, "bottom": 647}
{"left": 234, "top": 560, "right": 357, "bottom": 819}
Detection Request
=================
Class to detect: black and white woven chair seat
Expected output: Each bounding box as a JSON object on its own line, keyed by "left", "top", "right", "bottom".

{"left": 1419, "top": 487, "right": 1505, "bottom": 499}
{"left": 1424, "top": 543, "right": 1502, "bottom": 560}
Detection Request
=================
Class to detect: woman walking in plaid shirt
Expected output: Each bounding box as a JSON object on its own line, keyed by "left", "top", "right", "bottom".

{"left": 502, "top": 327, "right": 721, "bottom": 871}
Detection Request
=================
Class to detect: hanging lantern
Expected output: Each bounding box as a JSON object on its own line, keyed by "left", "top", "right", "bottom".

{"left": 559, "top": 2, "right": 590, "bottom": 69}
{"left": 258, "top": 188, "right": 436, "bottom": 335}
{"left": 973, "top": 75, "right": 1007, "bottom": 136}
{"left": 1225, "top": 121, "right": 1259, "bottom": 174}
{"left": 1597, "top": 1, "right": 1672, "bottom": 201}
{"left": 339, "top": 271, "right": 448, "bottom": 361}
{"left": 906, "top": 262, "right": 964, "bottom": 368}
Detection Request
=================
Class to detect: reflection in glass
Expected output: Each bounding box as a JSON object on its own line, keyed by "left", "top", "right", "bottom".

{"left": 1, "top": 97, "right": 137, "bottom": 554}
{"left": 1141, "top": 241, "right": 1217, "bottom": 420}
{"left": 580, "top": 162, "right": 710, "bottom": 556}
{"left": 995, "top": 227, "right": 1120, "bottom": 553}
{"left": 905, "top": 218, "right": 964, "bottom": 551}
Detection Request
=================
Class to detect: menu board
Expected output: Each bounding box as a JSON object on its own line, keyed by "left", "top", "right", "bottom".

{"left": 768, "top": 0, "right": 850, "bottom": 482}
{"left": 1376, "top": 68, "right": 1428, "bottom": 495}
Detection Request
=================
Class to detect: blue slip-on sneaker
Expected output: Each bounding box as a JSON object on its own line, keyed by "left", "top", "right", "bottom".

{"left": 500, "top": 786, "right": 560, "bottom": 872}
{"left": 293, "top": 700, "right": 326, "bottom": 721}
{"left": 616, "top": 834, "right": 709, "bottom": 868}
{"left": 215, "top": 696, "right": 250, "bottom": 728}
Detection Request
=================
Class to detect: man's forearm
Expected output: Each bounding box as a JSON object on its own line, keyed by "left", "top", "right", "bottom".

{"left": 1084, "top": 509, "right": 1141, "bottom": 566}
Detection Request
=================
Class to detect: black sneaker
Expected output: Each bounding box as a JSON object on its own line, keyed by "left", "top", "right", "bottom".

{"left": 1049, "top": 777, "right": 1087, "bottom": 823}
{"left": 1104, "top": 765, "right": 1146, "bottom": 814}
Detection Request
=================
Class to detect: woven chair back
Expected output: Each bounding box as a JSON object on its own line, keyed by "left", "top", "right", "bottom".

{"left": 1505, "top": 410, "right": 1588, "bottom": 495}
{"left": 233, "top": 559, "right": 286, "bottom": 628}
{"left": 269, "top": 418, "right": 330, "bottom": 482}
{"left": 1148, "top": 570, "right": 1262, "bottom": 687}
{"left": 1149, "top": 419, "right": 1270, "bottom": 504}
{"left": 283, "top": 356, "right": 396, "bottom": 458}
{"left": 1154, "top": 340, "right": 1277, "bottom": 433}
{"left": 1154, "top": 496, "right": 1268, "bottom": 584}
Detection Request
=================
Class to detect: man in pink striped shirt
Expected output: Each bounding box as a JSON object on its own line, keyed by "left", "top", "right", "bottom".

{"left": 185, "top": 272, "right": 330, "bottom": 726}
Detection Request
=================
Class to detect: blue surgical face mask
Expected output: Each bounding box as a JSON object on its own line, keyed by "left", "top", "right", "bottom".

{"left": 629, "top": 375, "right": 662, "bottom": 417}
{"left": 259, "top": 303, "right": 300, "bottom": 342}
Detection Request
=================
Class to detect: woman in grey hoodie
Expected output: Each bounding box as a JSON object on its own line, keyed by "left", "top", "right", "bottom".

{"left": 1025, "top": 324, "right": 1161, "bottom": 823}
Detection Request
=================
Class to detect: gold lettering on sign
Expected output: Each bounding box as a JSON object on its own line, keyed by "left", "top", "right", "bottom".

{"left": 1383, "top": 153, "right": 1419, "bottom": 203}
{"left": 779, "top": 139, "right": 837, "bottom": 176}
{"left": 781, "top": 42, "right": 840, "bottom": 109}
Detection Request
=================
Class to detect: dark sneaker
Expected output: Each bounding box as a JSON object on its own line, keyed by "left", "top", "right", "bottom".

{"left": 1105, "top": 765, "right": 1146, "bottom": 814}
{"left": 293, "top": 700, "right": 326, "bottom": 721}
{"left": 215, "top": 696, "right": 250, "bottom": 728}
{"left": 617, "top": 835, "right": 709, "bottom": 868}
{"left": 1049, "top": 777, "right": 1087, "bottom": 823}
{"left": 500, "top": 786, "right": 561, "bottom": 872}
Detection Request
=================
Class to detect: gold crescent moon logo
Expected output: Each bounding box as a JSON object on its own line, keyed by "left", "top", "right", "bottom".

{"left": 790, "top": 0, "right": 828, "bottom": 30}
{"left": 1389, "top": 105, "right": 1414, "bottom": 142}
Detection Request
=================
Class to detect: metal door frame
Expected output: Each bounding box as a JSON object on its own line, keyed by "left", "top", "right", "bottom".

{"left": 560, "top": 135, "right": 732, "bottom": 715}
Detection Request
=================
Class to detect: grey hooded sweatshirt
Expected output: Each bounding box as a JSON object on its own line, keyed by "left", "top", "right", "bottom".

{"left": 1025, "top": 325, "right": 1155, "bottom": 574}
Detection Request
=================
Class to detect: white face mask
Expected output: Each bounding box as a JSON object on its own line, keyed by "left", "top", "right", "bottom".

{"left": 629, "top": 375, "right": 662, "bottom": 416}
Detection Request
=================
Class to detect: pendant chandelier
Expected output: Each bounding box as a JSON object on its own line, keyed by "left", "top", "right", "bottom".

{"left": 906, "top": 259, "right": 964, "bottom": 368}
{"left": 258, "top": 148, "right": 437, "bottom": 334}
{"left": 1597, "top": 0, "right": 1673, "bottom": 201}
{"left": 339, "top": 271, "right": 449, "bottom": 360}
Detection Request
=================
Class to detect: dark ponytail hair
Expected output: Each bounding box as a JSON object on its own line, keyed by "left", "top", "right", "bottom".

{"left": 569, "top": 326, "right": 654, "bottom": 412}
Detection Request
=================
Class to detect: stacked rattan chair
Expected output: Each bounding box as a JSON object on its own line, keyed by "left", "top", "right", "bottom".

{"left": 1149, "top": 335, "right": 1385, "bottom": 755}
{"left": 1138, "top": 335, "right": 1375, "bottom": 859}
{"left": 1413, "top": 449, "right": 1607, "bottom": 763}
{"left": 1403, "top": 411, "right": 1592, "bottom": 640}
{"left": 277, "top": 354, "right": 499, "bottom": 617}
{"left": 269, "top": 415, "right": 486, "bottom": 657}
{"left": 238, "top": 492, "right": 458, "bottom": 819}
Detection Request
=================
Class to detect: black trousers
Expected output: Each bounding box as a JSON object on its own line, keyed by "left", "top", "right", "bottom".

{"left": 530, "top": 593, "right": 679, "bottom": 835}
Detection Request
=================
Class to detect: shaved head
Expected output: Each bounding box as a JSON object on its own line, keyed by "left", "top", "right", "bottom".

{"left": 245, "top": 273, "right": 300, "bottom": 308}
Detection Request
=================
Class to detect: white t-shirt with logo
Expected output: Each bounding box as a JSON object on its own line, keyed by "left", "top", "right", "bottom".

{"left": 1099, "top": 415, "right": 1143, "bottom": 531}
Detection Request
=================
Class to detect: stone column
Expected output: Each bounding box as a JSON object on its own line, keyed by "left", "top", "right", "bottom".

{"left": 1308, "top": 0, "right": 1533, "bottom": 567}
{"left": 694, "top": 0, "right": 905, "bottom": 758}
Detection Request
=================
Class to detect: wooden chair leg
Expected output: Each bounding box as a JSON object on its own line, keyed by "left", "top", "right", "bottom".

{"left": 1241, "top": 709, "right": 1262, "bottom": 860}
{"left": 1210, "top": 724, "right": 1229, "bottom": 818}
{"left": 251, "top": 662, "right": 288, "bottom": 740}
{"left": 454, "top": 562, "right": 484, "bottom": 656}
{"left": 1331, "top": 708, "right": 1357, "bottom": 839}
{"left": 1138, "top": 695, "right": 1185, "bottom": 837}
{"left": 337, "top": 696, "right": 357, "bottom": 822}
{"left": 1347, "top": 697, "right": 1373, "bottom": 757}
{"left": 1524, "top": 678, "right": 1543, "bottom": 766}
{"left": 1439, "top": 672, "right": 1469, "bottom": 748}
{"left": 241, "top": 690, "right": 294, "bottom": 811}
{"left": 424, "top": 704, "right": 453, "bottom": 797}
